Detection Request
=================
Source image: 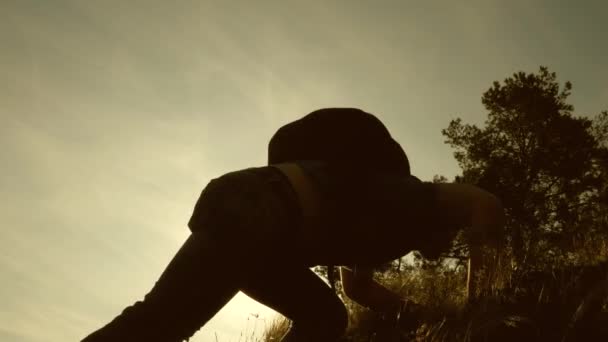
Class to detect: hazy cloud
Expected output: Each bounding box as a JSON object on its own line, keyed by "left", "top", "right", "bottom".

{"left": 1, "top": 1, "right": 606, "bottom": 341}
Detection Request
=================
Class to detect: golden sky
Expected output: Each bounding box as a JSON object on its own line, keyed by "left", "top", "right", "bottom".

{"left": 1, "top": 1, "right": 606, "bottom": 341}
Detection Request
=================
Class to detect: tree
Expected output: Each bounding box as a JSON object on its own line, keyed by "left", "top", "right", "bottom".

{"left": 442, "top": 66, "right": 607, "bottom": 270}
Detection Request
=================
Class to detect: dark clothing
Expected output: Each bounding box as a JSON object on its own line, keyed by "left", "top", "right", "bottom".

{"left": 81, "top": 165, "right": 442, "bottom": 342}
{"left": 82, "top": 108, "right": 448, "bottom": 342}
{"left": 283, "top": 161, "right": 440, "bottom": 267}
{"left": 188, "top": 164, "right": 440, "bottom": 267}
{"left": 187, "top": 166, "right": 301, "bottom": 253}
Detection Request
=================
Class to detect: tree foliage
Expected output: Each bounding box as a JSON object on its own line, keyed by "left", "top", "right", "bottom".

{"left": 442, "top": 66, "right": 608, "bottom": 269}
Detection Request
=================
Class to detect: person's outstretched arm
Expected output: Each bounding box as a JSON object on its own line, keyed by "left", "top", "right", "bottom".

{"left": 433, "top": 183, "right": 505, "bottom": 303}
{"left": 340, "top": 183, "right": 504, "bottom": 309}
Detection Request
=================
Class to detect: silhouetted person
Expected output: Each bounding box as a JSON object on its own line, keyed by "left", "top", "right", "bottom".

{"left": 81, "top": 108, "right": 504, "bottom": 342}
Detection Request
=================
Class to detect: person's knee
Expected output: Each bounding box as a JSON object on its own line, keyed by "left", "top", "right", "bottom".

{"left": 189, "top": 168, "right": 296, "bottom": 252}
{"left": 188, "top": 171, "right": 254, "bottom": 236}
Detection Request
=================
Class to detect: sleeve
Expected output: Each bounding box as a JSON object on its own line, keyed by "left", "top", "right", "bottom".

{"left": 397, "top": 177, "right": 438, "bottom": 224}
{"left": 402, "top": 179, "right": 461, "bottom": 260}
{"left": 369, "top": 175, "right": 442, "bottom": 238}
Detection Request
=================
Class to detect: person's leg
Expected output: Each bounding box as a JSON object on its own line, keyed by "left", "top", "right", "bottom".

{"left": 241, "top": 265, "right": 348, "bottom": 342}
{"left": 82, "top": 166, "right": 305, "bottom": 342}
{"left": 81, "top": 231, "right": 242, "bottom": 342}
{"left": 203, "top": 165, "right": 348, "bottom": 341}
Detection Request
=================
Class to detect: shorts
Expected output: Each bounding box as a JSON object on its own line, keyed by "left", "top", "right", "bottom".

{"left": 187, "top": 166, "right": 304, "bottom": 261}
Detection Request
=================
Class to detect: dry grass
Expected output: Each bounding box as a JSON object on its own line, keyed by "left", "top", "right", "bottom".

{"left": 261, "top": 317, "right": 289, "bottom": 341}
{"left": 261, "top": 249, "right": 608, "bottom": 341}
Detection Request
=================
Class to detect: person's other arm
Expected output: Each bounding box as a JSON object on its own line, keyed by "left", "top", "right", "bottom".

{"left": 340, "top": 266, "right": 404, "bottom": 314}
